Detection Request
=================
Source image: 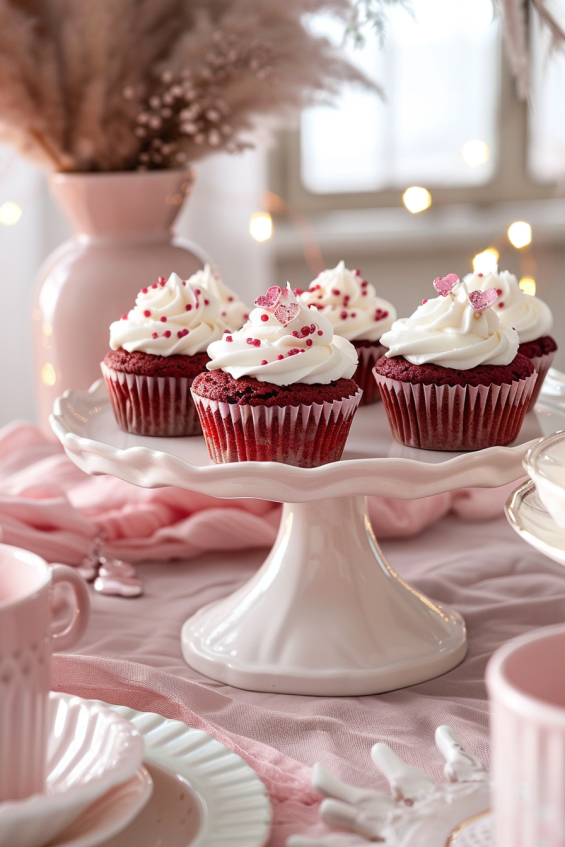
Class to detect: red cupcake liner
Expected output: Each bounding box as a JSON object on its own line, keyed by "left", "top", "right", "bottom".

{"left": 102, "top": 363, "right": 202, "bottom": 437}
{"left": 373, "top": 369, "right": 537, "bottom": 451}
{"left": 354, "top": 343, "right": 386, "bottom": 406}
{"left": 525, "top": 349, "right": 556, "bottom": 412}
{"left": 191, "top": 389, "right": 362, "bottom": 467}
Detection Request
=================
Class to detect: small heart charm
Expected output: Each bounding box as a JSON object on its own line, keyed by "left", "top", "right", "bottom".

{"left": 254, "top": 286, "right": 281, "bottom": 309}
{"left": 433, "top": 273, "right": 459, "bottom": 296}
{"left": 468, "top": 288, "right": 498, "bottom": 314}
{"left": 274, "top": 303, "right": 300, "bottom": 326}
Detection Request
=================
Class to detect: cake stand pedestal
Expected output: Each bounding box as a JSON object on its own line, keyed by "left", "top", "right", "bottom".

{"left": 51, "top": 373, "right": 565, "bottom": 696}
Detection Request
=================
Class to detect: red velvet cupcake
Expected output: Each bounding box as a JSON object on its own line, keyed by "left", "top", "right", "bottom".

{"left": 191, "top": 284, "right": 361, "bottom": 467}
{"left": 102, "top": 269, "right": 225, "bottom": 437}
{"left": 464, "top": 268, "right": 557, "bottom": 411}
{"left": 300, "top": 262, "right": 396, "bottom": 405}
{"left": 374, "top": 275, "right": 537, "bottom": 451}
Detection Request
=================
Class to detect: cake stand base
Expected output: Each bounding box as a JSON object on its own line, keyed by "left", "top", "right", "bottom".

{"left": 181, "top": 495, "right": 467, "bottom": 696}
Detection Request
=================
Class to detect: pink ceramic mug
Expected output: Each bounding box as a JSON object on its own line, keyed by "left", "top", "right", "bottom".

{"left": 486, "top": 624, "right": 565, "bottom": 847}
{"left": 0, "top": 544, "right": 90, "bottom": 802}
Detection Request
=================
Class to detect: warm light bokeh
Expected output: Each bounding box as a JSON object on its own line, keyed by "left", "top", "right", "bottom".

{"left": 249, "top": 212, "right": 273, "bottom": 242}
{"left": 0, "top": 201, "right": 22, "bottom": 226}
{"left": 461, "top": 140, "right": 490, "bottom": 167}
{"left": 508, "top": 221, "right": 532, "bottom": 248}
{"left": 402, "top": 186, "right": 432, "bottom": 214}
{"left": 472, "top": 248, "right": 499, "bottom": 274}
{"left": 519, "top": 276, "right": 536, "bottom": 296}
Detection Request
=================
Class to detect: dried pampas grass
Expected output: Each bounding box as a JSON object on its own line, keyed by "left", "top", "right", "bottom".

{"left": 0, "top": 0, "right": 382, "bottom": 172}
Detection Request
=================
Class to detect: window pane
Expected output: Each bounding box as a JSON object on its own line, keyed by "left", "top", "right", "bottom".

{"left": 301, "top": 0, "right": 499, "bottom": 194}
{"left": 529, "top": 6, "right": 565, "bottom": 183}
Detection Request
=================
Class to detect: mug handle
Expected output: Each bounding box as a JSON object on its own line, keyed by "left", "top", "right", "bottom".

{"left": 50, "top": 564, "right": 91, "bottom": 651}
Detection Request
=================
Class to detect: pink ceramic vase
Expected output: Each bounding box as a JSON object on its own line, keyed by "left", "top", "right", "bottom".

{"left": 32, "top": 169, "right": 207, "bottom": 435}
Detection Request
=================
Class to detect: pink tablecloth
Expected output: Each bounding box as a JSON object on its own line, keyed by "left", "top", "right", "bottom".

{"left": 52, "top": 511, "right": 565, "bottom": 845}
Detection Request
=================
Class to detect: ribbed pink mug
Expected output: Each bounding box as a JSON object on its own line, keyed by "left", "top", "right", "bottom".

{"left": 0, "top": 544, "right": 90, "bottom": 802}
{"left": 486, "top": 624, "right": 565, "bottom": 847}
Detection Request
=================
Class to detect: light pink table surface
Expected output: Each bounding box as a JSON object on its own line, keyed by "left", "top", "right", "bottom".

{"left": 60, "top": 511, "right": 563, "bottom": 790}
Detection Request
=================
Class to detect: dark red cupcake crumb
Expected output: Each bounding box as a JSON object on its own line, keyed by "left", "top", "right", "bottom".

{"left": 191, "top": 369, "right": 359, "bottom": 407}
{"left": 352, "top": 338, "right": 382, "bottom": 349}
{"left": 374, "top": 353, "right": 534, "bottom": 388}
{"left": 518, "top": 335, "right": 557, "bottom": 360}
{"left": 104, "top": 348, "right": 210, "bottom": 379}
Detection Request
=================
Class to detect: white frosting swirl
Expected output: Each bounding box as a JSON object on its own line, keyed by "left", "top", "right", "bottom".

{"left": 299, "top": 261, "right": 396, "bottom": 341}
{"left": 199, "top": 265, "right": 251, "bottom": 332}
{"left": 110, "top": 270, "right": 225, "bottom": 356}
{"left": 464, "top": 268, "right": 553, "bottom": 344}
{"left": 206, "top": 285, "right": 358, "bottom": 386}
{"left": 381, "top": 280, "right": 519, "bottom": 369}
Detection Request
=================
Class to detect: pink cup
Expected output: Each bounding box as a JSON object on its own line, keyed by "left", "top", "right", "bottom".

{"left": 0, "top": 544, "right": 90, "bottom": 802}
{"left": 486, "top": 624, "right": 565, "bottom": 847}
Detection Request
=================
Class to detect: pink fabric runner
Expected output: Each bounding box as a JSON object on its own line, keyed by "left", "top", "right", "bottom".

{"left": 0, "top": 421, "right": 519, "bottom": 565}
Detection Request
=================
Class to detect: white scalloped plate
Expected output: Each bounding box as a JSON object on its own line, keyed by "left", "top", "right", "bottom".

{"left": 49, "top": 371, "right": 565, "bottom": 502}
{"left": 505, "top": 478, "right": 565, "bottom": 566}
{"left": 49, "top": 768, "right": 153, "bottom": 847}
{"left": 0, "top": 694, "right": 145, "bottom": 847}
{"left": 101, "top": 706, "right": 272, "bottom": 847}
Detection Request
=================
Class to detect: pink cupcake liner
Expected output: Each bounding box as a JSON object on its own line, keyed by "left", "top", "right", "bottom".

{"left": 373, "top": 369, "right": 537, "bottom": 451}
{"left": 354, "top": 343, "right": 387, "bottom": 406}
{"left": 191, "top": 389, "right": 362, "bottom": 467}
{"left": 526, "top": 349, "right": 556, "bottom": 412}
{"left": 102, "top": 363, "right": 202, "bottom": 437}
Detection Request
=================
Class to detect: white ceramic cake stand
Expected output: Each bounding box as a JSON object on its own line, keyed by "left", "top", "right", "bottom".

{"left": 50, "top": 370, "right": 565, "bottom": 697}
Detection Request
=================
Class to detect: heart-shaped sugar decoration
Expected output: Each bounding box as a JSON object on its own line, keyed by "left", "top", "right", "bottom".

{"left": 254, "top": 286, "right": 281, "bottom": 309}
{"left": 433, "top": 273, "right": 459, "bottom": 296}
{"left": 468, "top": 288, "right": 498, "bottom": 314}
{"left": 274, "top": 303, "right": 300, "bottom": 326}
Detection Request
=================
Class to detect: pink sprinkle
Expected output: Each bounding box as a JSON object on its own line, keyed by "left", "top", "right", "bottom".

{"left": 362, "top": 291, "right": 368, "bottom": 296}
{"left": 243, "top": 313, "right": 249, "bottom": 320}
{"left": 306, "top": 339, "right": 313, "bottom": 347}
{"left": 204, "top": 299, "right": 209, "bottom": 305}
{"left": 340, "top": 310, "right": 348, "bottom": 319}
{"left": 182, "top": 281, "right": 186, "bottom": 286}
{"left": 151, "top": 332, "right": 158, "bottom": 339}
{"left": 317, "top": 330, "right": 323, "bottom": 336}
{"left": 226, "top": 336, "right": 233, "bottom": 342}
{"left": 195, "top": 289, "right": 201, "bottom": 295}
{"left": 121, "top": 314, "right": 127, "bottom": 320}
{"left": 261, "top": 360, "right": 268, "bottom": 365}
{"left": 177, "top": 328, "right": 189, "bottom": 338}
{"left": 141, "top": 288, "right": 148, "bottom": 294}
{"left": 253, "top": 339, "right": 261, "bottom": 347}
{"left": 499, "top": 302, "right": 505, "bottom": 308}
{"left": 382, "top": 310, "right": 389, "bottom": 318}
{"left": 228, "top": 296, "right": 234, "bottom": 302}
{"left": 186, "top": 304, "right": 192, "bottom": 311}
{"left": 310, "top": 324, "right": 316, "bottom": 332}
{"left": 158, "top": 276, "right": 166, "bottom": 284}
{"left": 277, "top": 354, "right": 284, "bottom": 360}
{"left": 354, "top": 269, "right": 361, "bottom": 276}
{"left": 152, "top": 284, "right": 157, "bottom": 289}
{"left": 477, "top": 273, "right": 484, "bottom": 278}
{"left": 422, "top": 298, "right": 428, "bottom": 304}
{"left": 160, "top": 316, "right": 167, "bottom": 322}
{"left": 361, "top": 280, "right": 368, "bottom": 287}
{"left": 246, "top": 338, "right": 254, "bottom": 344}
{"left": 351, "top": 312, "right": 357, "bottom": 318}
{"left": 261, "top": 314, "right": 269, "bottom": 322}
{"left": 221, "top": 311, "right": 226, "bottom": 316}
{"left": 164, "top": 330, "right": 171, "bottom": 337}
{"left": 344, "top": 295, "right": 350, "bottom": 304}
{"left": 332, "top": 289, "right": 341, "bottom": 296}
{"left": 497, "top": 288, "right": 502, "bottom": 295}
{"left": 144, "top": 310, "right": 151, "bottom": 317}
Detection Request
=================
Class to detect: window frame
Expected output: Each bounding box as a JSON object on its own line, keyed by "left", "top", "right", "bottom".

{"left": 269, "top": 53, "right": 558, "bottom": 214}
